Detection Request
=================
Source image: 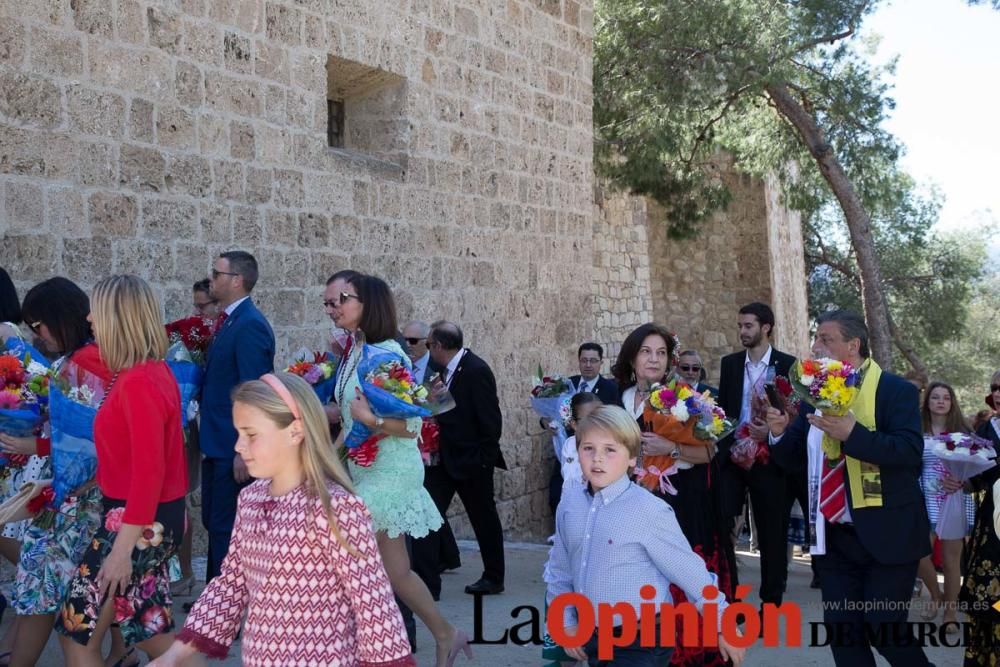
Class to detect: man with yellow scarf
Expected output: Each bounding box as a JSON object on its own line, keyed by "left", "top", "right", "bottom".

{"left": 766, "top": 310, "right": 933, "bottom": 667}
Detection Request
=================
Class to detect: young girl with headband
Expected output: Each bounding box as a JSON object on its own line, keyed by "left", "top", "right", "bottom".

{"left": 149, "top": 372, "right": 414, "bottom": 667}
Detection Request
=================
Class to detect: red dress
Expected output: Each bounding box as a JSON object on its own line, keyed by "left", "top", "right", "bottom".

{"left": 178, "top": 479, "right": 414, "bottom": 667}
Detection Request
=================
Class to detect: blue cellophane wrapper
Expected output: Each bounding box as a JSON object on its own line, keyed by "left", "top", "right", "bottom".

{"left": 313, "top": 375, "right": 336, "bottom": 405}
{"left": 344, "top": 345, "right": 432, "bottom": 449}
{"left": 48, "top": 379, "right": 101, "bottom": 507}
{"left": 166, "top": 342, "right": 204, "bottom": 428}
{"left": 0, "top": 338, "right": 50, "bottom": 438}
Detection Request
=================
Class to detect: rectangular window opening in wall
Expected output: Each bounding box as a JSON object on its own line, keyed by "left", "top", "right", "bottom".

{"left": 326, "top": 55, "right": 409, "bottom": 169}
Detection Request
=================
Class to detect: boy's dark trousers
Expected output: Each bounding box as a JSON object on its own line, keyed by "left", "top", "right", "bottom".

{"left": 583, "top": 624, "right": 674, "bottom": 667}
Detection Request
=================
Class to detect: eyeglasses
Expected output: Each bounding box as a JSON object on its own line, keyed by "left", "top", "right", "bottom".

{"left": 678, "top": 364, "right": 702, "bottom": 372}
{"left": 29, "top": 321, "right": 42, "bottom": 333}
{"left": 404, "top": 337, "right": 426, "bottom": 345}
{"left": 211, "top": 269, "right": 239, "bottom": 279}
{"left": 991, "top": 384, "right": 1000, "bottom": 392}
{"left": 323, "top": 292, "right": 361, "bottom": 308}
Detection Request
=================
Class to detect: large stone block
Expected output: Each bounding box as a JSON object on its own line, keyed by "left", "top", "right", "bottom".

{"left": 245, "top": 166, "right": 272, "bottom": 204}
{"left": 265, "top": 3, "right": 302, "bottom": 45}
{"left": 88, "top": 191, "right": 138, "bottom": 237}
{"left": 0, "top": 233, "right": 59, "bottom": 281}
{"left": 0, "top": 71, "right": 61, "bottom": 128}
{"left": 147, "top": 6, "right": 183, "bottom": 54}
{"left": 47, "top": 187, "right": 87, "bottom": 238}
{"left": 4, "top": 181, "right": 45, "bottom": 232}
{"left": 165, "top": 154, "right": 212, "bottom": 198}
{"left": 199, "top": 202, "right": 232, "bottom": 242}
{"left": 114, "top": 238, "right": 174, "bottom": 281}
{"left": 297, "top": 212, "right": 329, "bottom": 248}
{"left": 29, "top": 26, "right": 84, "bottom": 77}
{"left": 66, "top": 84, "right": 126, "bottom": 138}
{"left": 71, "top": 0, "right": 113, "bottom": 37}
{"left": 119, "top": 144, "right": 165, "bottom": 192}
{"left": 175, "top": 60, "right": 204, "bottom": 107}
{"left": 204, "top": 71, "right": 262, "bottom": 116}
{"left": 263, "top": 209, "right": 297, "bottom": 245}
{"left": 232, "top": 205, "right": 262, "bottom": 243}
{"left": 229, "top": 121, "right": 255, "bottom": 160}
{"left": 127, "top": 99, "right": 155, "bottom": 143}
{"left": 223, "top": 30, "right": 253, "bottom": 74}
{"left": 212, "top": 159, "right": 244, "bottom": 201}
{"left": 0, "top": 22, "right": 25, "bottom": 66}
{"left": 62, "top": 236, "right": 113, "bottom": 283}
{"left": 88, "top": 43, "right": 173, "bottom": 101}
{"left": 142, "top": 198, "right": 199, "bottom": 240}
{"left": 156, "top": 105, "right": 197, "bottom": 150}
{"left": 1, "top": 0, "right": 64, "bottom": 26}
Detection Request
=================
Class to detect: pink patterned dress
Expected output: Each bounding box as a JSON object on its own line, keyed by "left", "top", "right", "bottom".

{"left": 178, "top": 479, "right": 414, "bottom": 667}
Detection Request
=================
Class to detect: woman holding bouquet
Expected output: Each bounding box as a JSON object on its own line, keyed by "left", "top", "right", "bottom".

{"left": 329, "top": 273, "right": 469, "bottom": 667}
{"left": 611, "top": 323, "right": 735, "bottom": 667}
{"left": 961, "top": 371, "right": 1000, "bottom": 666}
{"left": 916, "top": 382, "right": 976, "bottom": 627}
{"left": 56, "top": 275, "right": 188, "bottom": 666}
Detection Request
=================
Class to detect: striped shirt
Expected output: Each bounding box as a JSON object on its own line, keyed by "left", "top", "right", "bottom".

{"left": 544, "top": 474, "right": 728, "bottom": 628}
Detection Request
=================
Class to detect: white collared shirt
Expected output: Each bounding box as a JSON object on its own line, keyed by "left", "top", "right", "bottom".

{"left": 443, "top": 348, "right": 466, "bottom": 388}
{"left": 577, "top": 376, "right": 598, "bottom": 394}
{"left": 740, "top": 345, "right": 773, "bottom": 424}
{"left": 224, "top": 295, "right": 250, "bottom": 317}
{"left": 411, "top": 351, "right": 430, "bottom": 384}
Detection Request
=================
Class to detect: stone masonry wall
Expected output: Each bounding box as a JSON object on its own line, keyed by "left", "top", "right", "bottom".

{"left": 0, "top": 0, "right": 596, "bottom": 542}
{"left": 600, "top": 168, "right": 810, "bottom": 386}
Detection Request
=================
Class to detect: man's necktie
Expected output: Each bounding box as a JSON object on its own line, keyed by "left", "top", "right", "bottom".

{"left": 820, "top": 456, "right": 848, "bottom": 523}
{"left": 213, "top": 311, "right": 228, "bottom": 334}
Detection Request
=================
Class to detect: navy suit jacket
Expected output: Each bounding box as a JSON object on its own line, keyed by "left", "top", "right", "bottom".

{"left": 200, "top": 298, "right": 275, "bottom": 459}
{"left": 769, "top": 369, "right": 930, "bottom": 564}
{"left": 568, "top": 374, "right": 621, "bottom": 406}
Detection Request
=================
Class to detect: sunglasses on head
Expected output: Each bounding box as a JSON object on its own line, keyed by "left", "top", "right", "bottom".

{"left": 678, "top": 364, "right": 702, "bottom": 372}
{"left": 405, "top": 337, "right": 425, "bottom": 345}
{"left": 322, "top": 292, "right": 361, "bottom": 308}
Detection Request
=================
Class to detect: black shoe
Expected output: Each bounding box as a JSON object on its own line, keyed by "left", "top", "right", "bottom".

{"left": 464, "top": 578, "right": 504, "bottom": 595}
{"left": 810, "top": 574, "right": 821, "bottom": 589}
{"left": 182, "top": 601, "right": 194, "bottom": 613}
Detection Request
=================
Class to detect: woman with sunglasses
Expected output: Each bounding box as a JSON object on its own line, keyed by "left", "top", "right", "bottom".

{"left": 329, "top": 273, "right": 470, "bottom": 667}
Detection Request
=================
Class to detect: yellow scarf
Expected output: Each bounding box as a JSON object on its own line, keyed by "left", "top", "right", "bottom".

{"left": 821, "top": 359, "right": 883, "bottom": 509}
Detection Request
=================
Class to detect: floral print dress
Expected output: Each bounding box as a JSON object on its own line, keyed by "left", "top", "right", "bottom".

{"left": 56, "top": 496, "right": 184, "bottom": 646}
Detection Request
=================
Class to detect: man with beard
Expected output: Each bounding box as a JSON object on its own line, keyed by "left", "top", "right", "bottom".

{"left": 716, "top": 302, "right": 797, "bottom": 607}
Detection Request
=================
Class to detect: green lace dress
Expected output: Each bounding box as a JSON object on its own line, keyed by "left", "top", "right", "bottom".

{"left": 337, "top": 338, "right": 443, "bottom": 539}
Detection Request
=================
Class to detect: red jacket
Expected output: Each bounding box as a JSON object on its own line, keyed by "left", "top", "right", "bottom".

{"left": 94, "top": 359, "right": 188, "bottom": 525}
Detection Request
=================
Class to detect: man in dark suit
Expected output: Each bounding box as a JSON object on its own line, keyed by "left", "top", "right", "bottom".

{"left": 569, "top": 342, "right": 621, "bottom": 405}
{"left": 716, "top": 302, "right": 797, "bottom": 606}
{"left": 766, "top": 309, "right": 932, "bottom": 667}
{"left": 413, "top": 320, "right": 506, "bottom": 596}
{"left": 201, "top": 250, "right": 275, "bottom": 582}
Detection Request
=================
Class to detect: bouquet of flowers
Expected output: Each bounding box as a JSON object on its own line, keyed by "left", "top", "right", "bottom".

{"left": 47, "top": 358, "right": 107, "bottom": 512}
{"left": 418, "top": 419, "right": 441, "bottom": 466}
{"left": 164, "top": 316, "right": 213, "bottom": 365}
{"left": 789, "top": 358, "right": 862, "bottom": 415}
{"left": 729, "top": 374, "right": 800, "bottom": 471}
{"left": 530, "top": 367, "right": 575, "bottom": 461}
{"left": 637, "top": 378, "right": 734, "bottom": 491}
{"left": 343, "top": 346, "right": 454, "bottom": 467}
{"left": 285, "top": 349, "right": 338, "bottom": 404}
{"left": 165, "top": 342, "right": 203, "bottom": 428}
{"left": 0, "top": 339, "right": 50, "bottom": 446}
{"left": 929, "top": 432, "right": 996, "bottom": 539}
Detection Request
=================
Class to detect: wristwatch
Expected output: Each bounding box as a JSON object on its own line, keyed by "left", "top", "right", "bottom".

{"left": 374, "top": 416, "right": 385, "bottom": 430}
{"left": 669, "top": 447, "right": 681, "bottom": 459}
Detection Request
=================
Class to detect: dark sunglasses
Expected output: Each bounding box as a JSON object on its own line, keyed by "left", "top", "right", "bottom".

{"left": 678, "top": 364, "right": 702, "bottom": 372}
{"left": 323, "top": 292, "right": 361, "bottom": 308}
{"left": 29, "top": 321, "right": 42, "bottom": 333}
{"left": 404, "top": 337, "right": 426, "bottom": 345}
{"left": 992, "top": 384, "right": 1000, "bottom": 392}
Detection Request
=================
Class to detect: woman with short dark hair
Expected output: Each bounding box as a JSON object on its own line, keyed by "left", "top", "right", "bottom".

{"left": 328, "top": 273, "right": 469, "bottom": 666}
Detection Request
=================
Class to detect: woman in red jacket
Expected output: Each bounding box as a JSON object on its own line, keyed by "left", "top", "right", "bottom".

{"left": 56, "top": 275, "right": 187, "bottom": 667}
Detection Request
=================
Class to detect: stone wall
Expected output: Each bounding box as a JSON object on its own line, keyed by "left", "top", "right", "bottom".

{"left": 598, "top": 167, "right": 810, "bottom": 386}
{"left": 0, "top": 0, "right": 596, "bottom": 541}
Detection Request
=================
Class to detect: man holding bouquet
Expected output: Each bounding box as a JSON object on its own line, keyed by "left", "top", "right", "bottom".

{"left": 766, "top": 309, "right": 932, "bottom": 667}
{"left": 717, "top": 302, "right": 797, "bottom": 606}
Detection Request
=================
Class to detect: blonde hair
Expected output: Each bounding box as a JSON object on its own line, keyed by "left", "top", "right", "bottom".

{"left": 91, "top": 275, "right": 168, "bottom": 372}
{"left": 575, "top": 405, "right": 642, "bottom": 458}
{"left": 232, "top": 372, "right": 357, "bottom": 551}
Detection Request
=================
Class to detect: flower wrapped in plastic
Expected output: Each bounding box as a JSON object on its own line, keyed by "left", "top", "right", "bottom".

{"left": 164, "top": 316, "right": 213, "bottom": 366}
{"left": 928, "top": 432, "right": 996, "bottom": 539}
{"left": 529, "top": 367, "right": 575, "bottom": 461}
{"left": 48, "top": 359, "right": 107, "bottom": 508}
{"left": 637, "top": 378, "right": 735, "bottom": 492}
{"left": 343, "top": 345, "right": 455, "bottom": 467}
{"left": 729, "top": 374, "right": 800, "bottom": 471}
{"left": 0, "top": 339, "right": 50, "bottom": 444}
{"left": 789, "top": 358, "right": 862, "bottom": 416}
{"left": 285, "top": 349, "right": 338, "bottom": 404}
{"left": 165, "top": 342, "right": 203, "bottom": 428}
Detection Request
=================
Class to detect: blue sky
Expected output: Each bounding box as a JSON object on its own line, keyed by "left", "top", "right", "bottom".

{"left": 863, "top": 0, "right": 1000, "bottom": 237}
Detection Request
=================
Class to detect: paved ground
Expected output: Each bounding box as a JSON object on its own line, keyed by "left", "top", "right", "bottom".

{"left": 7, "top": 543, "right": 964, "bottom": 665}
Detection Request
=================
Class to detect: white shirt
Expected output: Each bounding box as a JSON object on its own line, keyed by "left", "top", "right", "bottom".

{"left": 224, "top": 295, "right": 250, "bottom": 317}
{"left": 411, "top": 351, "right": 430, "bottom": 384}
{"left": 559, "top": 435, "right": 584, "bottom": 486}
{"left": 443, "top": 348, "right": 466, "bottom": 388}
{"left": 576, "top": 376, "right": 598, "bottom": 393}
{"left": 740, "top": 346, "right": 773, "bottom": 424}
